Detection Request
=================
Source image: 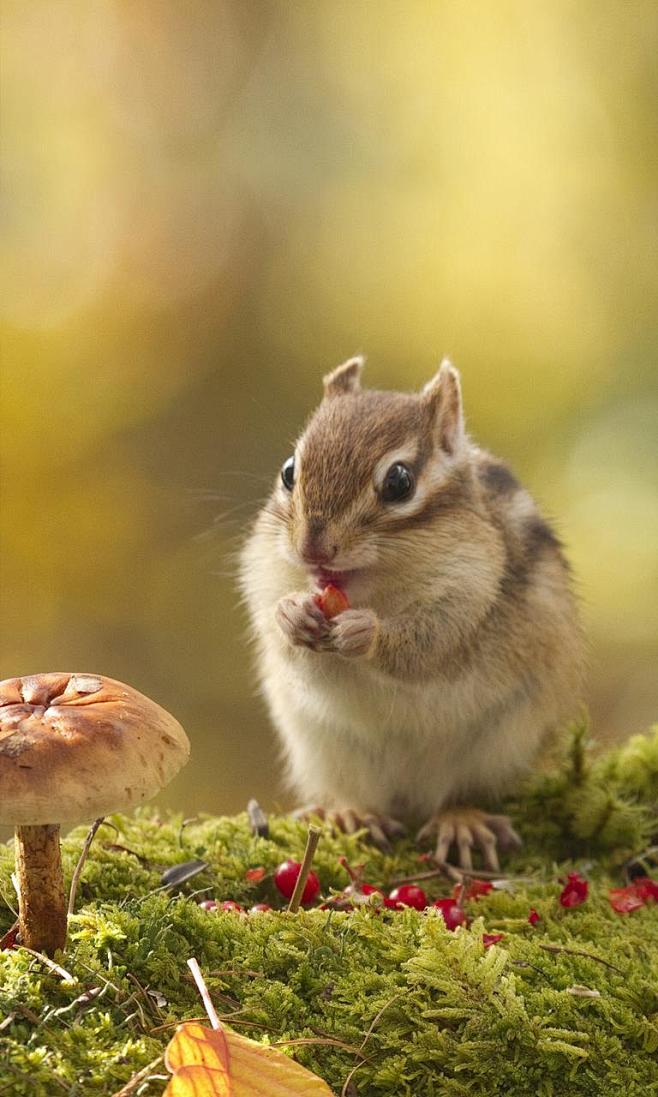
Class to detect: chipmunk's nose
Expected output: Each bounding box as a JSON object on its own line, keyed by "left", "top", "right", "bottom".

{"left": 300, "top": 518, "right": 337, "bottom": 566}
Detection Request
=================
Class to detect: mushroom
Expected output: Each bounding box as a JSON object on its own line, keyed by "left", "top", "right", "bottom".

{"left": 0, "top": 672, "right": 190, "bottom": 955}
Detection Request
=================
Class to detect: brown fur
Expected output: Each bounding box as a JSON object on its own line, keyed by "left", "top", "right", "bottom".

{"left": 293, "top": 391, "right": 427, "bottom": 520}
{"left": 240, "top": 359, "right": 584, "bottom": 839}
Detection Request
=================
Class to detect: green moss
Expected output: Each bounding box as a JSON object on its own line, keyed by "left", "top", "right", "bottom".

{"left": 1, "top": 724, "right": 657, "bottom": 1096}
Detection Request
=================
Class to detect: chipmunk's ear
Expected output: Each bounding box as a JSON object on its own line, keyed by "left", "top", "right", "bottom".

{"left": 323, "top": 355, "right": 364, "bottom": 398}
{"left": 421, "top": 359, "right": 465, "bottom": 455}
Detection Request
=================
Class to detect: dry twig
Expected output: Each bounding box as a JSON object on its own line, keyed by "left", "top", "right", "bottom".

{"left": 389, "top": 861, "right": 533, "bottom": 887}
{"left": 539, "top": 943, "right": 624, "bottom": 974}
{"left": 110, "top": 1055, "right": 165, "bottom": 1097}
{"left": 359, "top": 993, "right": 403, "bottom": 1054}
{"left": 68, "top": 817, "right": 104, "bottom": 918}
{"left": 273, "top": 1036, "right": 366, "bottom": 1058}
{"left": 288, "top": 825, "right": 321, "bottom": 913}
{"left": 20, "top": 945, "right": 76, "bottom": 983}
{"left": 188, "top": 956, "right": 220, "bottom": 1029}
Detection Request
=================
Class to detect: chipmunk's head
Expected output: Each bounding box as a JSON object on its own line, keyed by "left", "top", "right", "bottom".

{"left": 268, "top": 356, "right": 473, "bottom": 587}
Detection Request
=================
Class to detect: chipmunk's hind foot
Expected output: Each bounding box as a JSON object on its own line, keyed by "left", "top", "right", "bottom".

{"left": 292, "top": 805, "right": 407, "bottom": 850}
{"left": 416, "top": 808, "right": 522, "bottom": 871}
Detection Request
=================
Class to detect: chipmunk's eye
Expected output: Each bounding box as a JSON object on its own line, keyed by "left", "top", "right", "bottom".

{"left": 281, "top": 455, "right": 296, "bottom": 491}
{"left": 381, "top": 462, "right": 414, "bottom": 503}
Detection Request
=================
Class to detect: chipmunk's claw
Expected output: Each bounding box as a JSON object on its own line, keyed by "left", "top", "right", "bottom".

{"left": 293, "top": 805, "right": 407, "bottom": 850}
{"left": 416, "top": 808, "right": 521, "bottom": 871}
{"left": 275, "top": 593, "right": 330, "bottom": 650}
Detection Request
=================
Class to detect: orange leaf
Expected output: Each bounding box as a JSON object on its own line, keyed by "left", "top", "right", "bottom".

{"left": 165, "top": 1070, "right": 231, "bottom": 1097}
{"left": 224, "top": 1029, "right": 334, "bottom": 1096}
{"left": 164, "top": 1021, "right": 333, "bottom": 1097}
{"left": 164, "top": 1023, "right": 231, "bottom": 1096}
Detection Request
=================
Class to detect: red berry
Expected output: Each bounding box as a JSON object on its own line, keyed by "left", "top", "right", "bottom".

{"left": 273, "top": 860, "right": 321, "bottom": 904}
{"left": 344, "top": 882, "right": 383, "bottom": 906}
{"left": 432, "top": 899, "right": 467, "bottom": 930}
{"left": 274, "top": 860, "right": 300, "bottom": 898}
{"left": 528, "top": 908, "right": 540, "bottom": 925}
{"left": 249, "top": 903, "right": 273, "bottom": 914}
{"left": 314, "top": 584, "right": 350, "bottom": 619}
{"left": 200, "top": 898, "right": 244, "bottom": 914}
{"left": 386, "top": 885, "right": 428, "bottom": 911}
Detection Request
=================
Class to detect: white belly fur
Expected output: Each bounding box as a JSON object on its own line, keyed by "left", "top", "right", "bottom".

{"left": 259, "top": 637, "right": 542, "bottom": 820}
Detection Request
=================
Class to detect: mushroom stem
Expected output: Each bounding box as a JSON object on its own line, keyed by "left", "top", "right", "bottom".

{"left": 15, "top": 824, "right": 67, "bottom": 956}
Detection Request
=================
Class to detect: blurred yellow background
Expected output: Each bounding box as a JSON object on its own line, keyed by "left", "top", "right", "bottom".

{"left": 1, "top": 1, "right": 657, "bottom": 818}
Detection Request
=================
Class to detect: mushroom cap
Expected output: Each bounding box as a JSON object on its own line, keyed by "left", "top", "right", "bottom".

{"left": 0, "top": 673, "right": 191, "bottom": 826}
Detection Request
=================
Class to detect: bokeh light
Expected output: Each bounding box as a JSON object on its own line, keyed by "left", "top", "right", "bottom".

{"left": 1, "top": 1, "right": 657, "bottom": 819}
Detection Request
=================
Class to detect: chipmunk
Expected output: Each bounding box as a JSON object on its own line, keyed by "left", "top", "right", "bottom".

{"left": 240, "top": 357, "right": 584, "bottom": 868}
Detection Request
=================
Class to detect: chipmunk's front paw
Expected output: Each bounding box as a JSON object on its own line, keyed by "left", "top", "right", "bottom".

{"left": 416, "top": 808, "right": 522, "bottom": 871}
{"left": 328, "top": 608, "right": 379, "bottom": 658}
{"left": 275, "top": 592, "right": 330, "bottom": 651}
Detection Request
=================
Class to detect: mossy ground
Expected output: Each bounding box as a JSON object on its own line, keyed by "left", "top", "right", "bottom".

{"left": 1, "top": 724, "right": 657, "bottom": 1097}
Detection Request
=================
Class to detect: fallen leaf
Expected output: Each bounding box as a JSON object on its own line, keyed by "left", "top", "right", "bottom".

{"left": 225, "top": 1029, "right": 334, "bottom": 1096}
{"left": 245, "top": 867, "right": 266, "bottom": 882}
{"left": 559, "top": 872, "right": 588, "bottom": 908}
{"left": 0, "top": 921, "right": 19, "bottom": 950}
{"left": 629, "top": 876, "right": 658, "bottom": 902}
{"left": 608, "top": 886, "right": 645, "bottom": 914}
{"left": 164, "top": 1021, "right": 334, "bottom": 1097}
{"left": 462, "top": 879, "right": 493, "bottom": 901}
{"left": 566, "top": 985, "right": 601, "bottom": 998}
{"left": 482, "top": 933, "right": 504, "bottom": 948}
{"left": 165, "top": 1023, "right": 230, "bottom": 1096}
